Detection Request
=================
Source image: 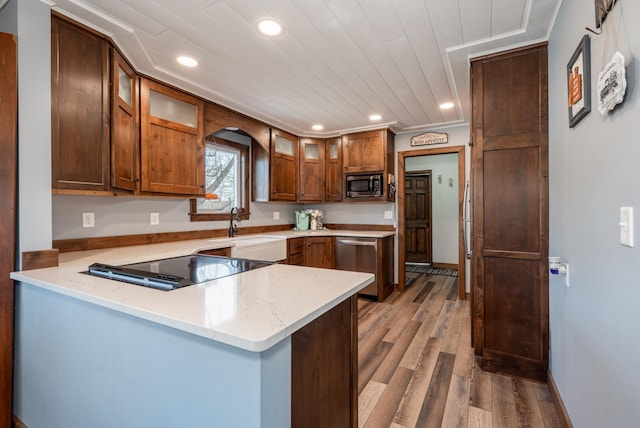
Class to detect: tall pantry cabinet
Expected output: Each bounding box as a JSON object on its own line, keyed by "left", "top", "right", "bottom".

{"left": 0, "top": 32, "right": 17, "bottom": 426}
{"left": 470, "top": 43, "right": 549, "bottom": 382}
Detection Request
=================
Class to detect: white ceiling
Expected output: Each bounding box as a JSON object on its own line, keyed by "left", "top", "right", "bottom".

{"left": 49, "top": 0, "right": 561, "bottom": 136}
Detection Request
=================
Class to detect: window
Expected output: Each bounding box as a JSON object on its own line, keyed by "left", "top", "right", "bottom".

{"left": 190, "top": 133, "right": 250, "bottom": 221}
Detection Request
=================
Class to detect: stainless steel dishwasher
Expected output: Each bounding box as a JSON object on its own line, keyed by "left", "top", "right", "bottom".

{"left": 335, "top": 237, "right": 378, "bottom": 298}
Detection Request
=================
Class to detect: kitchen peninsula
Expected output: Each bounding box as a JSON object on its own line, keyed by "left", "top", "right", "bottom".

{"left": 11, "top": 238, "right": 373, "bottom": 428}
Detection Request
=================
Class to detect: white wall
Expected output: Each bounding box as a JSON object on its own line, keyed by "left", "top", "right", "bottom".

{"left": 53, "top": 196, "right": 301, "bottom": 239}
{"left": 405, "top": 153, "right": 458, "bottom": 265}
{"left": 0, "top": 0, "right": 52, "bottom": 266}
{"left": 548, "top": 1, "right": 640, "bottom": 426}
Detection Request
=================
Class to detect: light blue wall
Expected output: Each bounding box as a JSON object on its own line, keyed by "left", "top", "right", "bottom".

{"left": 548, "top": 1, "right": 640, "bottom": 426}
{"left": 0, "top": 0, "right": 52, "bottom": 266}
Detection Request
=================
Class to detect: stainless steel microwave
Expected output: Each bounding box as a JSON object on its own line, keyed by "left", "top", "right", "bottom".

{"left": 346, "top": 173, "right": 382, "bottom": 198}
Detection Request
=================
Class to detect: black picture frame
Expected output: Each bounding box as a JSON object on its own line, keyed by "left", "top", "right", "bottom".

{"left": 567, "top": 35, "right": 591, "bottom": 128}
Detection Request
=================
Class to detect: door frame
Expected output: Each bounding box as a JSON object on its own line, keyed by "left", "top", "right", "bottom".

{"left": 404, "top": 170, "right": 433, "bottom": 265}
{"left": 397, "top": 145, "right": 466, "bottom": 300}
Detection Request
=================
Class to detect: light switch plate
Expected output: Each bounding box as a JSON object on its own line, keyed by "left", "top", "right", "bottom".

{"left": 273, "top": 211, "right": 280, "bottom": 220}
{"left": 620, "top": 207, "right": 634, "bottom": 247}
{"left": 384, "top": 210, "right": 393, "bottom": 219}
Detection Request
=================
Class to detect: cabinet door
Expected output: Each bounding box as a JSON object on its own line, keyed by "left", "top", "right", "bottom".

{"left": 299, "top": 138, "right": 325, "bottom": 202}
{"left": 111, "top": 50, "right": 139, "bottom": 192}
{"left": 305, "top": 237, "right": 335, "bottom": 269}
{"left": 51, "top": 17, "right": 110, "bottom": 191}
{"left": 342, "top": 130, "right": 385, "bottom": 173}
{"left": 140, "top": 78, "right": 205, "bottom": 195}
{"left": 270, "top": 129, "right": 298, "bottom": 201}
{"left": 325, "top": 137, "right": 342, "bottom": 201}
{"left": 471, "top": 44, "right": 549, "bottom": 382}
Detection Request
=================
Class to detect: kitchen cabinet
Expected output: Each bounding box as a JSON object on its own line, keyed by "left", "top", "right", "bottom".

{"left": 287, "top": 237, "right": 304, "bottom": 265}
{"left": 140, "top": 78, "right": 205, "bottom": 196}
{"left": 325, "top": 137, "right": 342, "bottom": 201}
{"left": 299, "top": 138, "right": 325, "bottom": 202}
{"left": 471, "top": 44, "right": 549, "bottom": 382}
{"left": 0, "top": 31, "right": 17, "bottom": 426}
{"left": 292, "top": 296, "right": 357, "bottom": 427}
{"left": 305, "top": 236, "right": 335, "bottom": 269}
{"left": 377, "top": 235, "right": 395, "bottom": 301}
{"left": 269, "top": 129, "right": 298, "bottom": 201}
{"left": 198, "top": 247, "right": 231, "bottom": 257}
{"left": 342, "top": 129, "right": 393, "bottom": 174}
{"left": 51, "top": 16, "right": 110, "bottom": 191}
{"left": 342, "top": 129, "right": 395, "bottom": 201}
{"left": 111, "top": 50, "right": 139, "bottom": 192}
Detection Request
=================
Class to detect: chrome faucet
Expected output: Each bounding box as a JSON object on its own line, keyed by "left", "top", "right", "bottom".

{"left": 229, "top": 206, "right": 240, "bottom": 237}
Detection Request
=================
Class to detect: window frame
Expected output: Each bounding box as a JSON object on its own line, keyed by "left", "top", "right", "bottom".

{"left": 189, "top": 136, "right": 250, "bottom": 222}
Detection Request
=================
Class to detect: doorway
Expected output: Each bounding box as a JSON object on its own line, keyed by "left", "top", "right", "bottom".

{"left": 397, "top": 146, "right": 466, "bottom": 300}
{"left": 404, "top": 171, "right": 432, "bottom": 265}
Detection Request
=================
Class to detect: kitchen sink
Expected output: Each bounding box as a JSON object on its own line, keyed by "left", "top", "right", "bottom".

{"left": 209, "top": 235, "right": 287, "bottom": 262}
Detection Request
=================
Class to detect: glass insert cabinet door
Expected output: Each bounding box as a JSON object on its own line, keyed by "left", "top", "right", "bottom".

{"left": 275, "top": 134, "right": 295, "bottom": 156}
{"left": 118, "top": 65, "right": 132, "bottom": 106}
{"left": 149, "top": 90, "right": 198, "bottom": 128}
{"left": 304, "top": 142, "right": 319, "bottom": 160}
{"left": 329, "top": 141, "right": 339, "bottom": 159}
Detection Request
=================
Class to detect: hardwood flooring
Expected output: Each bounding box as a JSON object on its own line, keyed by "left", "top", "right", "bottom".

{"left": 357, "top": 272, "right": 561, "bottom": 428}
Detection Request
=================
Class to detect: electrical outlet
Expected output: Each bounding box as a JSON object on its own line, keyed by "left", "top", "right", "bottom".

{"left": 150, "top": 213, "right": 160, "bottom": 225}
{"left": 273, "top": 211, "right": 280, "bottom": 220}
{"left": 82, "top": 212, "right": 95, "bottom": 228}
{"left": 384, "top": 210, "right": 393, "bottom": 219}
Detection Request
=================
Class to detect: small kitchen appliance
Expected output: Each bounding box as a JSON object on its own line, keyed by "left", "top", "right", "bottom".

{"left": 295, "top": 211, "right": 309, "bottom": 230}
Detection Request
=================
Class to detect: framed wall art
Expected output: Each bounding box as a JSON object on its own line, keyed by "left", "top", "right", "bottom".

{"left": 567, "top": 35, "right": 591, "bottom": 128}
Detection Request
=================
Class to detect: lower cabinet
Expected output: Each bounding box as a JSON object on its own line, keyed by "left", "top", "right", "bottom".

{"left": 292, "top": 295, "right": 357, "bottom": 427}
{"left": 287, "top": 238, "right": 304, "bottom": 265}
{"left": 304, "top": 237, "right": 336, "bottom": 269}
{"left": 198, "top": 247, "right": 231, "bottom": 257}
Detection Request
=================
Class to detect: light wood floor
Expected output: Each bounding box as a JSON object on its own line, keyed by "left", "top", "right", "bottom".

{"left": 357, "top": 272, "right": 561, "bottom": 428}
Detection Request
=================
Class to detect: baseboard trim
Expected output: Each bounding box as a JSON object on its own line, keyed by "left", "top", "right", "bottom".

{"left": 13, "top": 414, "right": 27, "bottom": 428}
{"left": 431, "top": 262, "right": 458, "bottom": 270}
{"left": 548, "top": 371, "right": 573, "bottom": 428}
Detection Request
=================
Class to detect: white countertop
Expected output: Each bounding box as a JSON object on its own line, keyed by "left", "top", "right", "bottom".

{"left": 10, "top": 231, "right": 385, "bottom": 353}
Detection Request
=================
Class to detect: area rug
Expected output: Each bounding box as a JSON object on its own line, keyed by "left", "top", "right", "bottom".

{"left": 405, "top": 265, "right": 458, "bottom": 277}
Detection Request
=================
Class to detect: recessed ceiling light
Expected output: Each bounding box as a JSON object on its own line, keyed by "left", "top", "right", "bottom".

{"left": 177, "top": 56, "right": 198, "bottom": 67}
{"left": 439, "top": 102, "right": 455, "bottom": 110}
{"left": 369, "top": 114, "right": 382, "bottom": 121}
{"left": 258, "top": 19, "right": 282, "bottom": 36}
{"left": 312, "top": 124, "right": 324, "bottom": 131}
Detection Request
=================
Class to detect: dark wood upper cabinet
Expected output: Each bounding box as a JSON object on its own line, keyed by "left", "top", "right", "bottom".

{"left": 299, "top": 137, "right": 325, "bottom": 202}
{"left": 269, "top": 128, "right": 298, "bottom": 201}
{"left": 111, "top": 50, "right": 139, "bottom": 192}
{"left": 51, "top": 16, "right": 110, "bottom": 191}
{"left": 325, "top": 137, "right": 342, "bottom": 201}
{"left": 140, "top": 78, "right": 205, "bottom": 196}
{"left": 342, "top": 129, "right": 395, "bottom": 201}
{"left": 470, "top": 43, "right": 549, "bottom": 382}
{"left": 342, "top": 129, "right": 388, "bottom": 173}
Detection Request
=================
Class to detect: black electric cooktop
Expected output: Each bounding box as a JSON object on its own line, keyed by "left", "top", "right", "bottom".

{"left": 87, "top": 255, "right": 272, "bottom": 291}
